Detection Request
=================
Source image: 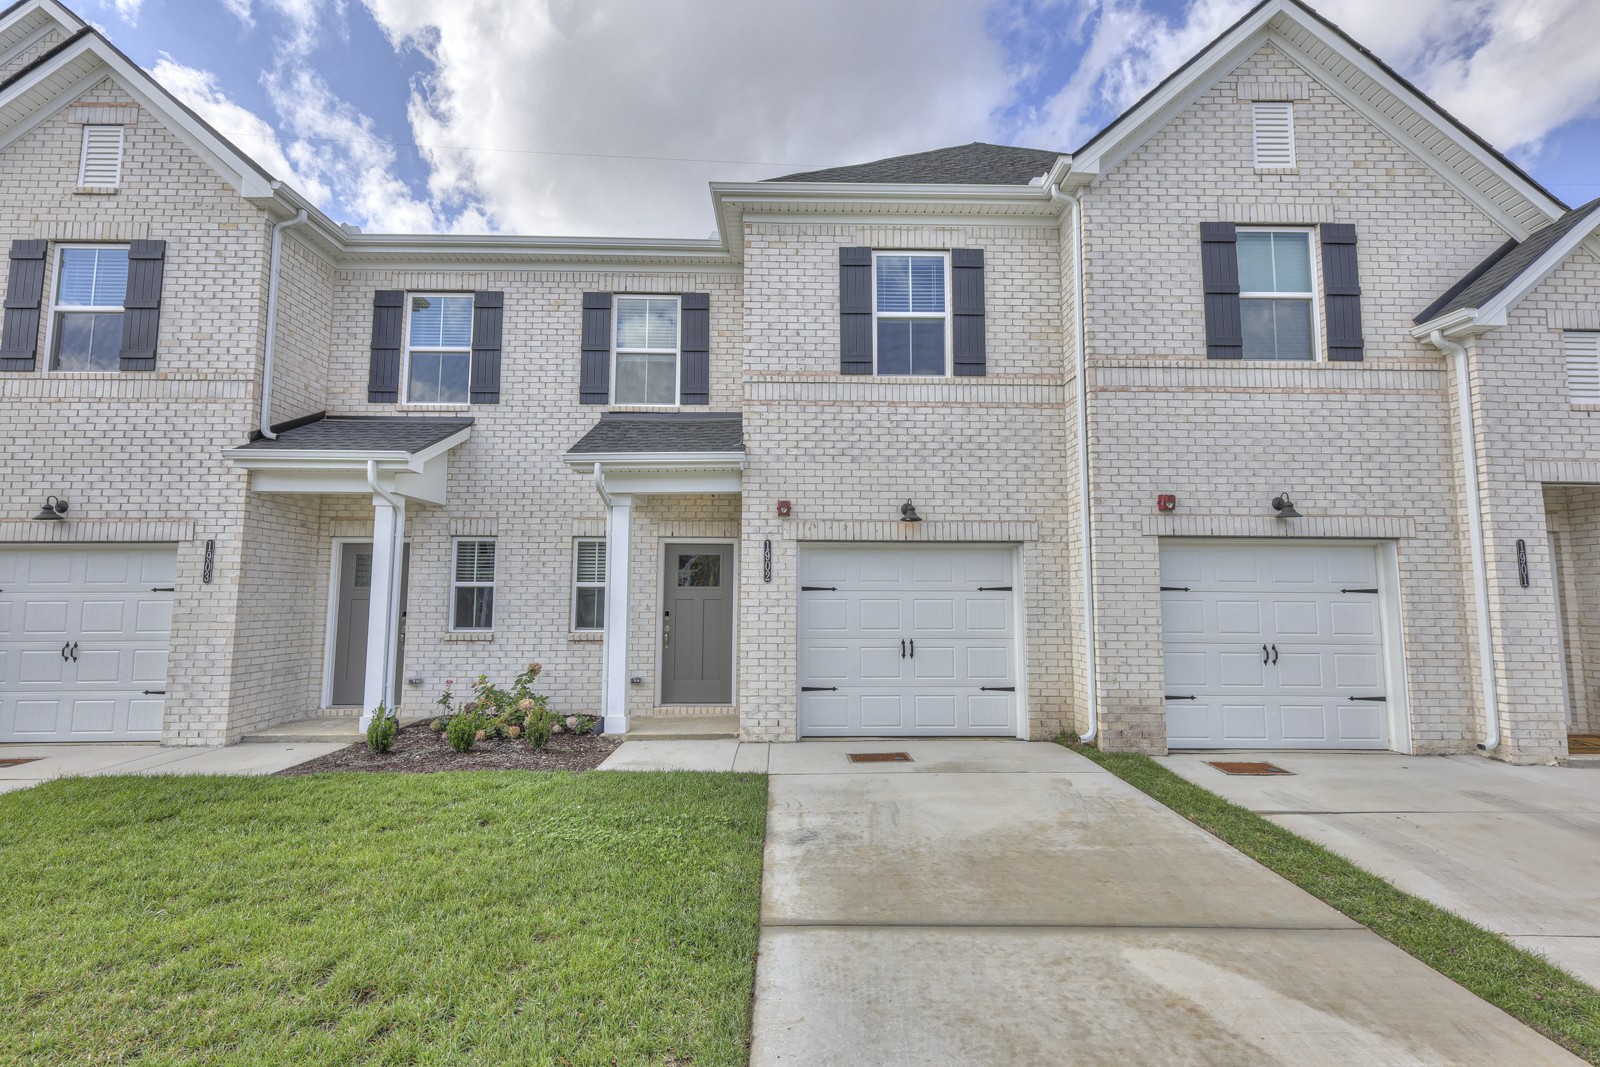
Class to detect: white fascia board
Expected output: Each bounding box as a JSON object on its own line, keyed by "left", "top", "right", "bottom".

{"left": 1409, "top": 308, "right": 1483, "bottom": 341}
{"left": 223, "top": 448, "right": 416, "bottom": 471}
{"left": 1473, "top": 217, "right": 1600, "bottom": 328}
{"left": 0, "top": 63, "right": 107, "bottom": 155}
{"left": 407, "top": 426, "right": 474, "bottom": 467}
{"left": 712, "top": 180, "right": 1056, "bottom": 212}
{"left": 0, "top": 0, "right": 83, "bottom": 38}
{"left": 563, "top": 450, "right": 745, "bottom": 471}
{"left": 337, "top": 231, "right": 733, "bottom": 269}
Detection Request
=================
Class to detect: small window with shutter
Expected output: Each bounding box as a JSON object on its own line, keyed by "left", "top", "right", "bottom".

{"left": 572, "top": 539, "right": 606, "bottom": 631}
{"left": 79, "top": 126, "right": 125, "bottom": 187}
{"left": 1566, "top": 332, "right": 1600, "bottom": 404}
{"left": 451, "top": 539, "right": 496, "bottom": 631}
{"left": 1252, "top": 102, "right": 1295, "bottom": 169}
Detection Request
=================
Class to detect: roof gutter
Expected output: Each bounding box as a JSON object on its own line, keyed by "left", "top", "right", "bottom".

{"left": 1051, "top": 174, "right": 1098, "bottom": 745}
{"left": 1426, "top": 329, "right": 1500, "bottom": 753}
{"left": 257, "top": 208, "right": 308, "bottom": 439}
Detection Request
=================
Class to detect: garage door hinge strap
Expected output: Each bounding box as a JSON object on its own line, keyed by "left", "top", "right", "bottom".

{"left": 801, "top": 686, "right": 837, "bottom": 692}
{"left": 1160, "top": 586, "right": 1190, "bottom": 592}
{"left": 800, "top": 585, "right": 836, "bottom": 591}
{"left": 1348, "top": 695, "right": 1387, "bottom": 701}
{"left": 977, "top": 586, "right": 1012, "bottom": 591}
{"left": 1340, "top": 588, "right": 1379, "bottom": 594}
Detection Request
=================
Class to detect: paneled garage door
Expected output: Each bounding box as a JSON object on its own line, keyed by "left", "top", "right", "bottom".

{"left": 797, "top": 544, "right": 1018, "bottom": 737}
{"left": 1161, "top": 541, "right": 1392, "bottom": 749}
{"left": 0, "top": 545, "right": 175, "bottom": 742}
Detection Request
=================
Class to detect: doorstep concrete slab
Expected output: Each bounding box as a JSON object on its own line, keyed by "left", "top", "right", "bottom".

{"left": 767, "top": 737, "right": 1102, "bottom": 776}
{"left": 751, "top": 926, "right": 1582, "bottom": 1067}
{"left": 764, "top": 760, "right": 1352, "bottom": 929}
{"left": 597, "top": 739, "right": 741, "bottom": 772}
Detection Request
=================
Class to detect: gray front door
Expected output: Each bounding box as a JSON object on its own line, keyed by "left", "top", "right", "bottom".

{"left": 661, "top": 542, "right": 733, "bottom": 704}
{"left": 331, "top": 542, "right": 409, "bottom": 708}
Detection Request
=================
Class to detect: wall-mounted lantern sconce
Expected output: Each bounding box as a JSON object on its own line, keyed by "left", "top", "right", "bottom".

{"left": 33, "top": 495, "right": 68, "bottom": 521}
{"left": 1270, "top": 492, "right": 1301, "bottom": 519}
{"left": 900, "top": 500, "right": 922, "bottom": 523}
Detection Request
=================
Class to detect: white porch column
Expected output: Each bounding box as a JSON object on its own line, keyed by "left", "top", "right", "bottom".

{"left": 360, "top": 493, "right": 406, "bottom": 730}
{"left": 602, "top": 493, "right": 633, "bottom": 734}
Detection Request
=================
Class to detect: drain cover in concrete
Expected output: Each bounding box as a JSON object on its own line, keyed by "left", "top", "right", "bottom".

{"left": 1206, "top": 760, "right": 1292, "bottom": 776}
{"left": 0, "top": 758, "right": 41, "bottom": 768}
{"left": 848, "top": 752, "right": 913, "bottom": 764}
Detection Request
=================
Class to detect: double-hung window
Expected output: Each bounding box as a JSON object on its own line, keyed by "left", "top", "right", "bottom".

{"left": 572, "top": 539, "right": 607, "bottom": 631}
{"left": 874, "top": 252, "right": 948, "bottom": 375}
{"left": 405, "top": 293, "right": 474, "bottom": 404}
{"left": 451, "top": 539, "right": 495, "bottom": 631}
{"left": 51, "top": 245, "right": 128, "bottom": 372}
{"left": 1237, "top": 230, "right": 1315, "bottom": 361}
{"left": 613, "top": 296, "right": 679, "bottom": 405}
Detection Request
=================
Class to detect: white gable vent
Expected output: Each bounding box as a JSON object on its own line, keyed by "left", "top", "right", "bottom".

{"left": 1566, "top": 331, "right": 1600, "bottom": 403}
{"left": 78, "top": 125, "right": 125, "bottom": 187}
{"left": 1252, "top": 101, "right": 1295, "bottom": 168}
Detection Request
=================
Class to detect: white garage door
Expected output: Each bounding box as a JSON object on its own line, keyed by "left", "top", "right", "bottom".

{"left": 1161, "top": 541, "right": 1391, "bottom": 750}
{"left": 0, "top": 545, "right": 174, "bottom": 742}
{"left": 797, "top": 544, "right": 1018, "bottom": 737}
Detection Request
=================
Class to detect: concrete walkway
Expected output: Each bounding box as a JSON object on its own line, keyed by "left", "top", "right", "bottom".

{"left": 751, "top": 739, "right": 1581, "bottom": 1066}
{"left": 0, "top": 741, "right": 346, "bottom": 794}
{"left": 1161, "top": 751, "right": 1600, "bottom": 987}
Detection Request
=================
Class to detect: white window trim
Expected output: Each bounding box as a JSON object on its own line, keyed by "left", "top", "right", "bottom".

{"left": 1237, "top": 227, "right": 1323, "bottom": 362}
{"left": 78, "top": 124, "right": 125, "bottom": 187}
{"left": 1565, "top": 331, "right": 1600, "bottom": 404}
{"left": 571, "top": 537, "right": 607, "bottom": 631}
{"left": 450, "top": 537, "right": 496, "bottom": 632}
{"left": 44, "top": 242, "right": 128, "bottom": 375}
{"left": 399, "top": 292, "right": 475, "bottom": 407}
{"left": 871, "top": 250, "right": 952, "bottom": 377}
{"left": 1252, "top": 101, "right": 1296, "bottom": 169}
{"left": 611, "top": 294, "right": 681, "bottom": 407}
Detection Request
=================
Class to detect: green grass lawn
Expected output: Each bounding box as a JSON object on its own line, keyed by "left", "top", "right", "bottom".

{"left": 0, "top": 771, "right": 767, "bottom": 1067}
{"left": 1060, "top": 739, "right": 1600, "bottom": 1064}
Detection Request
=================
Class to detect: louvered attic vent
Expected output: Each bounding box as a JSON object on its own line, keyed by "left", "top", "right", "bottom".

{"left": 79, "top": 125, "right": 125, "bottom": 187}
{"left": 1252, "top": 101, "right": 1295, "bottom": 168}
{"left": 1566, "top": 332, "right": 1600, "bottom": 404}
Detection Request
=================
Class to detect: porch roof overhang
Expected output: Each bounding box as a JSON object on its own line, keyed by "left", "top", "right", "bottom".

{"left": 563, "top": 412, "right": 744, "bottom": 494}
{"left": 221, "top": 415, "right": 474, "bottom": 505}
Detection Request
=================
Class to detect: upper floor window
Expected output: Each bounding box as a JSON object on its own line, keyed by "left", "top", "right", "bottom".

{"left": 1237, "top": 230, "right": 1314, "bottom": 361}
{"left": 1566, "top": 331, "right": 1600, "bottom": 403}
{"left": 1252, "top": 102, "right": 1295, "bottom": 168}
{"left": 613, "top": 296, "right": 680, "bottom": 405}
{"left": 874, "top": 252, "right": 948, "bottom": 375}
{"left": 79, "top": 125, "right": 124, "bottom": 187}
{"left": 405, "top": 293, "right": 474, "bottom": 404}
{"left": 51, "top": 245, "right": 128, "bottom": 372}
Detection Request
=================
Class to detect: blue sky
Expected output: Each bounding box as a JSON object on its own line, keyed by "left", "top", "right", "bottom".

{"left": 87, "top": 0, "right": 1600, "bottom": 237}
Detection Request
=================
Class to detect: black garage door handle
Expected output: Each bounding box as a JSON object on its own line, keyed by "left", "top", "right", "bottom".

{"left": 801, "top": 686, "right": 837, "bottom": 692}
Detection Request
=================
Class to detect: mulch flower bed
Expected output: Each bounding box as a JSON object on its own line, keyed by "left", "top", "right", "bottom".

{"left": 278, "top": 723, "right": 621, "bottom": 775}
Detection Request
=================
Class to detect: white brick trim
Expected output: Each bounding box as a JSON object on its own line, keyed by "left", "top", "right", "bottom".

{"left": 787, "top": 520, "right": 1037, "bottom": 542}
{"left": 1548, "top": 309, "right": 1600, "bottom": 331}
{"left": 1141, "top": 514, "right": 1415, "bottom": 538}
{"left": 0, "top": 520, "right": 194, "bottom": 542}
{"left": 1526, "top": 460, "right": 1600, "bottom": 484}
{"left": 450, "top": 517, "right": 498, "bottom": 536}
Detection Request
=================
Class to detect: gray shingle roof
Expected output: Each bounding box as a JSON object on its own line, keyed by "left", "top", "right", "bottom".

{"left": 566, "top": 412, "right": 743, "bottom": 455}
{"left": 1416, "top": 198, "right": 1600, "bottom": 324}
{"left": 770, "top": 142, "right": 1061, "bottom": 185}
{"left": 237, "top": 415, "right": 474, "bottom": 453}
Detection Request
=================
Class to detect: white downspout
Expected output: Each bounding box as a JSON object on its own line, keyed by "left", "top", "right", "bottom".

{"left": 1429, "top": 329, "right": 1500, "bottom": 752}
{"left": 366, "top": 458, "right": 405, "bottom": 717}
{"left": 258, "top": 209, "right": 309, "bottom": 439}
{"left": 1052, "top": 179, "right": 1098, "bottom": 743}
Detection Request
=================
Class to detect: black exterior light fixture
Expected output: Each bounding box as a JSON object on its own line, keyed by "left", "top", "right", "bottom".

{"left": 33, "top": 495, "right": 68, "bottom": 521}
{"left": 1271, "top": 492, "right": 1301, "bottom": 519}
{"left": 900, "top": 500, "right": 922, "bottom": 523}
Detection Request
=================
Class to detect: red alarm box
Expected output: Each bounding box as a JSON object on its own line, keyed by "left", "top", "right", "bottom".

{"left": 776, "top": 500, "right": 792, "bottom": 517}
{"left": 1156, "top": 494, "right": 1177, "bottom": 513}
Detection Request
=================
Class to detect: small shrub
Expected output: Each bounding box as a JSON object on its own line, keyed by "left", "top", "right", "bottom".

{"left": 446, "top": 714, "right": 480, "bottom": 753}
{"left": 366, "top": 703, "right": 398, "bottom": 754}
{"left": 525, "top": 712, "right": 553, "bottom": 750}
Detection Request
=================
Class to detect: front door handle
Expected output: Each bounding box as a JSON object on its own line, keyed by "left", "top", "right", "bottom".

{"left": 663, "top": 610, "right": 671, "bottom": 649}
{"left": 1271, "top": 644, "right": 1278, "bottom": 664}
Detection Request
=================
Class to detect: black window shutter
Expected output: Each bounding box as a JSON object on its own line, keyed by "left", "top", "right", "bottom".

{"left": 679, "top": 292, "right": 710, "bottom": 404}
{"left": 839, "top": 247, "right": 872, "bottom": 375}
{"left": 0, "top": 239, "right": 47, "bottom": 372}
{"left": 580, "top": 292, "right": 612, "bottom": 404}
{"left": 470, "top": 290, "right": 503, "bottom": 403}
{"left": 367, "top": 289, "right": 404, "bottom": 403}
{"left": 1321, "top": 224, "right": 1364, "bottom": 361}
{"left": 1200, "top": 223, "right": 1243, "bottom": 359}
{"left": 118, "top": 238, "right": 165, "bottom": 372}
{"left": 951, "top": 248, "right": 986, "bottom": 376}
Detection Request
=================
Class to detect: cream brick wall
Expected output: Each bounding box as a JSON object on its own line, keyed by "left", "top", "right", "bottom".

{"left": 738, "top": 220, "right": 1075, "bottom": 741}
{"left": 1545, "top": 486, "right": 1600, "bottom": 734}
{"left": 267, "top": 233, "right": 334, "bottom": 424}
{"left": 0, "top": 76, "right": 274, "bottom": 745}
{"left": 1077, "top": 43, "right": 1514, "bottom": 754}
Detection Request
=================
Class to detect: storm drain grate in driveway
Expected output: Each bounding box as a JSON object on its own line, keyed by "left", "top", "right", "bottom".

{"left": 847, "top": 752, "right": 913, "bottom": 764}
{"left": 0, "top": 758, "right": 41, "bottom": 768}
{"left": 1205, "top": 760, "right": 1292, "bottom": 776}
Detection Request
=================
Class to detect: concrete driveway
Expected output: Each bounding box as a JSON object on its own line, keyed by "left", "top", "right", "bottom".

{"left": 0, "top": 742, "right": 345, "bottom": 794}
{"left": 751, "top": 739, "right": 1581, "bottom": 1066}
{"left": 1161, "top": 751, "right": 1600, "bottom": 987}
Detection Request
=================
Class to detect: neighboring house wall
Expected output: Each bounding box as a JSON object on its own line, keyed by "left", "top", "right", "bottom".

{"left": 0, "top": 76, "right": 271, "bottom": 745}
{"left": 738, "top": 220, "right": 1075, "bottom": 742}
{"left": 1077, "top": 43, "right": 1517, "bottom": 753}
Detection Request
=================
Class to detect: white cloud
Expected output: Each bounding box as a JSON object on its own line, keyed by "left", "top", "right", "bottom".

{"left": 360, "top": 0, "right": 1016, "bottom": 237}
{"left": 103, "top": 0, "right": 140, "bottom": 26}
